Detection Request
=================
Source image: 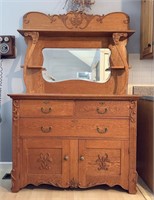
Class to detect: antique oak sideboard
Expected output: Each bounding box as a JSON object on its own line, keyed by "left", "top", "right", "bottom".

{"left": 9, "top": 12, "right": 138, "bottom": 193}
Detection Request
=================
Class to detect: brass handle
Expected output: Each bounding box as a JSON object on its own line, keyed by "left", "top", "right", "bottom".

{"left": 80, "top": 156, "right": 85, "bottom": 161}
{"left": 96, "top": 107, "right": 108, "bottom": 114}
{"left": 64, "top": 155, "right": 69, "bottom": 161}
{"left": 41, "top": 126, "right": 52, "bottom": 133}
{"left": 41, "top": 107, "right": 52, "bottom": 114}
{"left": 96, "top": 127, "right": 108, "bottom": 134}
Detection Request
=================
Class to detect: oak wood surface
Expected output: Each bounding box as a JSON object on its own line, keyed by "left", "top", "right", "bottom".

{"left": 17, "top": 12, "right": 134, "bottom": 95}
{"left": 8, "top": 11, "right": 138, "bottom": 194}
{"left": 9, "top": 95, "right": 138, "bottom": 194}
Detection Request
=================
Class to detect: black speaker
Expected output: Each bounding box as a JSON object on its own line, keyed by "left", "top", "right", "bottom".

{"left": 0, "top": 35, "right": 15, "bottom": 59}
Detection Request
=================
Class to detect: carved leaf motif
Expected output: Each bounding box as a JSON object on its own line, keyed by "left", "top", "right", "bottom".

{"left": 37, "top": 153, "right": 52, "bottom": 170}
{"left": 13, "top": 100, "right": 19, "bottom": 121}
{"left": 129, "top": 101, "right": 136, "bottom": 123}
{"left": 95, "top": 153, "right": 111, "bottom": 170}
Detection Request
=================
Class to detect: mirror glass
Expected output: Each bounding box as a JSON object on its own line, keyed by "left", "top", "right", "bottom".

{"left": 42, "top": 48, "right": 111, "bottom": 83}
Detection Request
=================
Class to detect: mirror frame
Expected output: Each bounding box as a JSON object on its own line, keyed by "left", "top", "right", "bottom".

{"left": 18, "top": 11, "right": 134, "bottom": 94}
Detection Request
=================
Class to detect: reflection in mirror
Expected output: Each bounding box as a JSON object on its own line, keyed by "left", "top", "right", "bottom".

{"left": 42, "top": 48, "right": 111, "bottom": 83}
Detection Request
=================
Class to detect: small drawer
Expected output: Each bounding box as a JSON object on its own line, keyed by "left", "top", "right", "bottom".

{"left": 75, "top": 119, "right": 129, "bottom": 138}
{"left": 19, "top": 118, "right": 76, "bottom": 137}
{"left": 75, "top": 101, "right": 130, "bottom": 117}
{"left": 20, "top": 118, "right": 129, "bottom": 139}
{"left": 19, "top": 100, "right": 75, "bottom": 117}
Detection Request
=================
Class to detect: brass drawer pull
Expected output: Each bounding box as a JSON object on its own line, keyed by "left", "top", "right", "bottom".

{"left": 41, "top": 126, "right": 52, "bottom": 133}
{"left": 64, "top": 155, "right": 69, "bottom": 161}
{"left": 96, "top": 107, "right": 108, "bottom": 114}
{"left": 96, "top": 127, "right": 108, "bottom": 134}
{"left": 41, "top": 107, "right": 52, "bottom": 114}
{"left": 80, "top": 156, "right": 85, "bottom": 161}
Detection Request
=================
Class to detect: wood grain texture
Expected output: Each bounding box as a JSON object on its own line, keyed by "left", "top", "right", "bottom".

{"left": 9, "top": 11, "right": 138, "bottom": 194}
{"left": 9, "top": 95, "right": 138, "bottom": 194}
{"left": 17, "top": 11, "right": 134, "bottom": 95}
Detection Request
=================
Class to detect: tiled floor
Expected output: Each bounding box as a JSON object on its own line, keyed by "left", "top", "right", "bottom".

{"left": 0, "top": 163, "right": 153, "bottom": 200}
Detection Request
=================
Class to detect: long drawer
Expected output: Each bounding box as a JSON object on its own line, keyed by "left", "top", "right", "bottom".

{"left": 19, "top": 100, "right": 75, "bottom": 117}
{"left": 75, "top": 101, "right": 130, "bottom": 117}
{"left": 19, "top": 118, "right": 129, "bottom": 138}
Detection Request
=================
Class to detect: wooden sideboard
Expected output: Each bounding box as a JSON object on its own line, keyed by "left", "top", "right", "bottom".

{"left": 9, "top": 94, "right": 138, "bottom": 193}
{"left": 9, "top": 12, "right": 139, "bottom": 193}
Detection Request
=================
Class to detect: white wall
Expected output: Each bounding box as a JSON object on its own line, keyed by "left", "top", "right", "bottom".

{"left": 0, "top": 0, "right": 153, "bottom": 162}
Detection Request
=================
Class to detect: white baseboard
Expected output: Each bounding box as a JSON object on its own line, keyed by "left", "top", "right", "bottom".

{"left": 0, "top": 162, "right": 12, "bottom": 164}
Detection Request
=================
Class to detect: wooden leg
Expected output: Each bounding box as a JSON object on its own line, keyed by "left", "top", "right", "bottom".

{"left": 11, "top": 169, "right": 20, "bottom": 192}
{"left": 128, "top": 171, "right": 138, "bottom": 194}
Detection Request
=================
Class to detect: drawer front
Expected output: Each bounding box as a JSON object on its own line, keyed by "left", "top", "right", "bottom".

{"left": 20, "top": 118, "right": 129, "bottom": 138}
{"left": 19, "top": 100, "right": 74, "bottom": 117}
{"left": 75, "top": 101, "right": 130, "bottom": 117}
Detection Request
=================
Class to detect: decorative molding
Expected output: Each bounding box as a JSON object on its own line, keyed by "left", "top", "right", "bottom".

{"left": 47, "top": 14, "right": 57, "bottom": 24}
{"left": 96, "top": 15, "right": 105, "bottom": 23}
{"left": 96, "top": 153, "right": 111, "bottom": 170}
{"left": 129, "top": 101, "right": 136, "bottom": 123}
{"left": 24, "top": 31, "right": 39, "bottom": 44}
{"left": 123, "top": 16, "right": 130, "bottom": 24}
{"left": 23, "top": 13, "right": 30, "bottom": 24}
{"left": 112, "top": 33, "right": 128, "bottom": 45}
{"left": 55, "top": 12, "right": 95, "bottom": 29}
{"left": 28, "top": 176, "right": 63, "bottom": 188}
{"left": 13, "top": 100, "right": 19, "bottom": 121}
{"left": 69, "top": 178, "right": 79, "bottom": 188}
{"left": 37, "top": 153, "right": 52, "bottom": 170}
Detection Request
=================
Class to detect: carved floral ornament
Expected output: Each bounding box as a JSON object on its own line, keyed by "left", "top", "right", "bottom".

{"left": 37, "top": 153, "right": 52, "bottom": 170}
{"left": 129, "top": 101, "right": 136, "bottom": 123}
{"left": 47, "top": 12, "right": 104, "bottom": 30}
{"left": 13, "top": 100, "right": 19, "bottom": 121}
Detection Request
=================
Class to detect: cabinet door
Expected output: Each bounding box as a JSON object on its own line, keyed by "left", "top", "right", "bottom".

{"left": 20, "top": 138, "right": 70, "bottom": 188}
{"left": 78, "top": 140, "right": 129, "bottom": 190}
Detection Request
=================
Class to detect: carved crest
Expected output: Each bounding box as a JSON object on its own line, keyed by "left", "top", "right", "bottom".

{"left": 53, "top": 12, "right": 95, "bottom": 29}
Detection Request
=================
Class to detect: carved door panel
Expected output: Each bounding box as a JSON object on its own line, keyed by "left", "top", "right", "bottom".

{"left": 20, "top": 138, "right": 70, "bottom": 188}
{"left": 78, "top": 140, "right": 129, "bottom": 190}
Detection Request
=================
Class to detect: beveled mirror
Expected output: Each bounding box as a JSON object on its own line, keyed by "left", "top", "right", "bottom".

{"left": 42, "top": 48, "right": 111, "bottom": 83}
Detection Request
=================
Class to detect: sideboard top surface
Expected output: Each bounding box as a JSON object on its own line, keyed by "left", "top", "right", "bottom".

{"left": 8, "top": 94, "right": 140, "bottom": 100}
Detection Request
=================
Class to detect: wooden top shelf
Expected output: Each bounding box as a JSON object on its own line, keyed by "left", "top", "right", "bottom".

{"left": 18, "top": 29, "right": 135, "bottom": 38}
{"left": 18, "top": 12, "right": 134, "bottom": 39}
